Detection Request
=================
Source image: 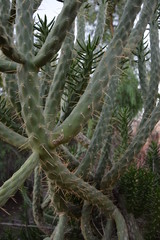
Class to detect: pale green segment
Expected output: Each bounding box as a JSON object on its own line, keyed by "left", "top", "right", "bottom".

{"left": 93, "top": 0, "right": 107, "bottom": 43}
{"left": 0, "top": 122, "right": 28, "bottom": 148}
{"left": 33, "top": 0, "right": 85, "bottom": 68}
{"left": 16, "top": 0, "right": 34, "bottom": 59}
{"left": 0, "top": 60, "right": 17, "bottom": 73}
{"left": 138, "top": 39, "right": 148, "bottom": 101}
{"left": 76, "top": 0, "right": 158, "bottom": 178}
{"left": 0, "top": 152, "right": 39, "bottom": 207}
{"left": 101, "top": 99, "right": 160, "bottom": 189}
{"left": 139, "top": 9, "right": 160, "bottom": 128}
{"left": 16, "top": 0, "right": 47, "bottom": 149}
{"left": 51, "top": 0, "right": 144, "bottom": 146}
{"left": 44, "top": 25, "right": 75, "bottom": 130}
{"left": 75, "top": 3, "right": 86, "bottom": 49}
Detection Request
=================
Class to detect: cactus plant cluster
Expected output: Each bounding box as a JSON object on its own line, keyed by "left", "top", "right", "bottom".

{"left": 0, "top": 0, "right": 160, "bottom": 239}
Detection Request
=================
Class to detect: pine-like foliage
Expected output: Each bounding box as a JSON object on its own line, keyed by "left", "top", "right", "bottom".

{"left": 146, "top": 141, "right": 160, "bottom": 175}
{"left": 60, "top": 36, "right": 105, "bottom": 121}
{"left": 34, "top": 14, "right": 55, "bottom": 53}
{"left": 145, "top": 186, "right": 160, "bottom": 240}
{"left": 119, "top": 167, "right": 158, "bottom": 217}
{"left": 0, "top": 95, "right": 23, "bottom": 134}
{"left": 116, "top": 67, "right": 143, "bottom": 117}
{"left": 119, "top": 166, "right": 160, "bottom": 238}
{"left": 34, "top": 15, "right": 57, "bottom": 107}
{"left": 112, "top": 107, "right": 132, "bottom": 161}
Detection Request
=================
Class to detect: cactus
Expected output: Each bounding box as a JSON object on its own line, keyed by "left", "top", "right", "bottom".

{"left": 0, "top": 0, "right": 159, "bottom": 239}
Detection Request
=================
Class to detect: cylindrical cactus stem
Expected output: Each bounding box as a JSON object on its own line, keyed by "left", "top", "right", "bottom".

{"left": 40, "top": 152, "right": 129, "bottom": 240}
{"left": 15, "top": 0, "right": 33, "bottom": 58}
{"left": 16, "top": 0, "right": 48, "bottom": 150}
{"left": 0, "top": 152, "right": 39, "bottom": 207}
{"left": 81, "top": 201, "right": 98, "bottom": 240}
{"left": 44, "top": 24, "right": 75, "bottom": 130}
{"left": 94, "top": 131, "right": 113, "bottom": 186}
{"left": 33, "top": 0, "right": 85, "bottom": 68}
{"left": 0, "top": 22, "right": 24, "bottom": 63}
{"left": 33, "top": 164, "right": 52, "bottom": 235}
{"left": 92, "top": 0, "right": 107, "bottom": 44}
{"left": 41, "top": 191, "right": 51, "bottom": 210}
{"left": 0, "top": 0, "right": 25, "bottom": 63}
{"left": 124, "top": 0, "right": 157, "bottom": 55}
{"left": 49, "top": 182, "right": 81, "bottom": 218}
{"left": 75, "top": 72, "right": 120, "bottom": 178}
{"left": 3, "top": 74, "right": 21, "bottom": 114}
{"left": 0, "top": 122, "right": 28, "bottom": 148}
{"left": 17, "top": 62, "right": 48, "bottom": 150}
{"left": 33, "top": 0, "right": 43, "bottom": 13}
{"left": 102, "top": 219, "right": 114, "bottom": 240}
{"left": 75, "top": 3, "right": 86, "bottom": 49}
{"left": 33, "top": 164, "right": 43, "bottom": 221}
{"left": 118, "top": 194, "right": 144, "bottom": 240}
{"left": 59, "top": 145, "right": 79, "bottom": 169}
{"left": 50, "top": 0, "right": 144, "bottom": 146}
{"left": 137, "top": 38, "right": 148, "bottom": 102}
{"left": 0, "top": 59, "right": 17, "bottom": 73}
{"left": 50, "top": 214, "right": 68, "bottom": 240}
{"left": 101, "top": 99, "right": 160, "bottom": 190}
{"left": 104, "top": 0, "right": 117, "bottom": 37}
{"left": 1, "top": 0, "right": 21, "bottom": 116}
{"left": 40, "top": 63, "right": 53, "bottom": 108}
{"left": 0, "top": 0, "right": 10, "bottom": 28}
{"left": 139, "top": 9, "right": 160, "bottom": 128}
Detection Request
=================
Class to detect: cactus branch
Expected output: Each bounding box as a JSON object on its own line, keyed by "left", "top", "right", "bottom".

{"left": 50, "top": 0, "right": 143, "bottom": 146}
{"left": 101, "top": 99, "right": 160, "bottom": 190}
{"left": 33, "top": 164, "right": 52, "bottom": 235}
{"left": 50, "top": 214, "right": 68, "bottom": 240}
{"left": 0, "top": 122, "right": 28, "bottom": 148}
{"left": 34, "top": 0, "right": 85, "bottom": 68}
{"left": 81, "top": 201, "right": 98, "bottom": 240}
{"left": 44, "top": 25, "right": 75, "bottom": 130}
{"left": 40, "top": 152, "right": 129, "bottom": 239}
{"left": 92, "top": 0, "right": 107, "bottom": 43}
{"left": 0, "top": 152, "right": 39, "bottom": 207}
{"left": 139, "top": 9, "right": 160, "bottom": 128}
{"left": 0, "top": 59, "right": 17, "bottom": 73}
{"left": 0, "top": 23, "right": 25, "bottom": 63}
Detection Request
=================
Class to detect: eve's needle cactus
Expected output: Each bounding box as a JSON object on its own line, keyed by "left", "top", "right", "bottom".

{"left": 0, "top": 0, "right": 159, "bottom": 239}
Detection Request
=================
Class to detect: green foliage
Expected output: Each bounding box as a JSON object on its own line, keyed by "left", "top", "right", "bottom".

{"left": 34, "top": 14, "right": 57, "bottom": 108}
{"left": 113, "top": 107, "right": 132, "bottom": 161}
{"left": 0, "top": 96, "right": 23, "bottom": 135}
{"left": 0, "top": 228, "right": 17, "bottom": 240}
{"left": 0, "top": 141, "right": 27, "bottom": 182}
{"left": 116, "top": 67, "right": 143, "bottom": 117}
{"left": 0, "top": 226, "right": 44, "bottom": 240}
{"left": 34, "top": 14, "right": 55, "bottom": 52}
{"left": 61, "top": 36, "right": 105, "bottom": 121}
{"left": 134, "top": 33, "right": 150, "bottom": 64}
{"left": 145, "top": 186, "right": 160, "bottom": 240}
{"left": 119, "top": 166, "right": 159, "bottom": 217}
{"left": 19, "top": 187, "right": 44, "bottom": 240}
{"left": 146, "top": 141, "right": 160, "bottom": 175}
{"left": 0, "top": 187, "right": 44, "bottom": 240}
{"left": 119, "top": 166, "right": 160, "bottom": 239}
